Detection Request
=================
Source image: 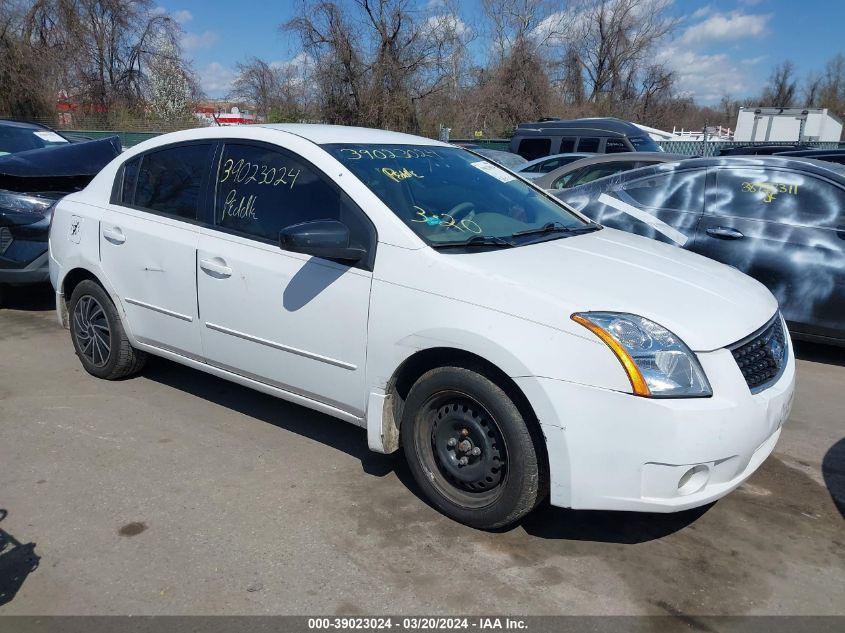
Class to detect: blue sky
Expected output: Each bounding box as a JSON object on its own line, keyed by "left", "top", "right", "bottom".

{"left": 159, "top": 0, "right": 845, "bottom": 106}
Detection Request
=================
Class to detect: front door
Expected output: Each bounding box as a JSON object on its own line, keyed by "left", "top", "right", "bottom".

{"left": 693, "top": 166, "right": 845, "bottom": 339}
{"left": 196, "top": 141, "right": 376, "bottom": 416}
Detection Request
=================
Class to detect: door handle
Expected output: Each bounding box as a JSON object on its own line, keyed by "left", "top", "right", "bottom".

{"left": 706, "top": 226, "right": 744, "bottom": 240}
{"left": 102, "top": 226, "right": 126, "bottom": 244}
{"left": 199, "top": 257, "right": 232, "bottom": 278}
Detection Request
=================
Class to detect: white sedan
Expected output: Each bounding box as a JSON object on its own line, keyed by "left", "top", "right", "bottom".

{"left": 48, "top": 124, "right": 794, "bottom": 529}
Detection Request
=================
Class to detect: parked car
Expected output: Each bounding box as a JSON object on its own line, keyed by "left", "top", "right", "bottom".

{"left": 533, "top": 152, "right": 688, "bottom": 190}
{"left": 775, "top": 148, "right": 845, "bottom": 165}
{"left": 50, "top": 125, "right": 794, "bottom": 529}
{"left": 514, "top": 152, "right": 595, "bottom": 179}
{"left": 0, "top": 121, "right": 121, "bottom": 305}
{"left": 466, "top": 147, "right": 527, "bottom": 170}
{"left": 0, "top": 119, "right": 71, "bottom": 154}
{"left": 718, "top": 144, "right": 812, "bottom": 156}
{"left": 509, "top": 117, "right": 662, "bottom": 160}
{"left": 554, "top": 156, "right": 845, "bottom": 345}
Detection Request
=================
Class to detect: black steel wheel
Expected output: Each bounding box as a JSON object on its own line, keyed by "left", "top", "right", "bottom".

{"left": 401, "top": 366, "right": 545, "bottom": 529}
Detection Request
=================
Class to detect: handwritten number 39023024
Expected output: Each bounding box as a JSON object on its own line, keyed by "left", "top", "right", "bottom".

{"left": 219, "top": 157, "right": 300, "bottom": 189}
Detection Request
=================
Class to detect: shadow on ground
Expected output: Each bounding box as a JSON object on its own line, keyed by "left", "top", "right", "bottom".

{"left": 0, "top": 283, "right": 55, "bottom": 312}
{"left": 793, "top": 339, "right": 845, "bottom": 368}
{"left": 822, "top": 438, "right": 845, "bottom": 519}
{"left": 144, "top": 357, "right": 705, "bottom": 543}
{"left": 0, "top": 510, "right": 40, "bottom": 607}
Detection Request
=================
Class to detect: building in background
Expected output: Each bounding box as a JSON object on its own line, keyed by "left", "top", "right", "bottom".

{"left": 193, "top": 102, "right": 259, "bottom": 126}
{"left": 734, "top": 107, "right": 842, "bottom": 143}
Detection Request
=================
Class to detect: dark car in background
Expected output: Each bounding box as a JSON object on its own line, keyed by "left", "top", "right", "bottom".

{"left": 509, "top": 117, "right": 661, "bottom": 160}
{"left": 554, "top": 156, "right": 845, "bottom": 345}
{"left": 775, "top": 148, "right": 845, "bottom": 165}
{"left": 0, "top": 121, "right": 121, "bottom": 305}
{"left": 718, "top": 144, "right": 812, "bottom": 156}
{"left": 533, "top": 152, "right": 688, "bottom": 190}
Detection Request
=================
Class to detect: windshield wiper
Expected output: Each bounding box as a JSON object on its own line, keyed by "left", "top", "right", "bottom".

{"left": 430, "top": 235, "right": 515, "bottom": 249}
{"left": 512, "top": 221, "right": 601, "bottom": 239}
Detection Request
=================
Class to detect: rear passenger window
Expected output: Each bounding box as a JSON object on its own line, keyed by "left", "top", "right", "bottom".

{"left": 213, "top": 143, "right": 372, "bottom": 252}
{"left": 122, "top": 144, "right": 213, "bottom": 220}
{"left": 605, "top": 139, "right": 628, "bottom": 153}
{"left": 517, "top": 138, "right": 551, "bottom": 160}
{"left": 714, "top": 168, "right": 845, "bottom": 228}
{"left": 622, "top": 170, "right": 705, "bottom": 212}
{"left": 578, "top": 137, "right": 600, "bottom": 152}
{"left": 558, "top": 138, "right": 576, "bottom": 153}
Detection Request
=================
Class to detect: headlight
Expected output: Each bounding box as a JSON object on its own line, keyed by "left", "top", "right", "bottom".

{"left": 0, "top": 190, "right": 56, "bottom": 216}
{"left": 572, "top": 312, "right": 712, "bottom": 398}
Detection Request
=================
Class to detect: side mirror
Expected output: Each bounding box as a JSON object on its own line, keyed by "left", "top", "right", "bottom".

{"left": 279, "top": 219, "right": 366, "bottom": 262}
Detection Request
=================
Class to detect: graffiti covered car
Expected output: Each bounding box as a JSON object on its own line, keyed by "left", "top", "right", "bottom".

{"left": 554, "top": 156, "right": 845, "bottom": 345}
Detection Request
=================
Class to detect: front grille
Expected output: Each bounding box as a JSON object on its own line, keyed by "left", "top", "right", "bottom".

{"left": 0, "top": 227, "right": 12, "bottom": 255}
{"left": 730, "top": 314, "right": 787, "bottom": 392}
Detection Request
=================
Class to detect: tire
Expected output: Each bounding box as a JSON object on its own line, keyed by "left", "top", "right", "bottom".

{"left": 68, "top": 279, "right": 146, "bottom": 380}
{"left": 401, "top": 366, "right": 545, "bottom": 529}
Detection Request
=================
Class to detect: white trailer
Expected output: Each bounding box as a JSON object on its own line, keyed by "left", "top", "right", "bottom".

{"left": 734, "top": 107, "right": 842, "bottom": 143}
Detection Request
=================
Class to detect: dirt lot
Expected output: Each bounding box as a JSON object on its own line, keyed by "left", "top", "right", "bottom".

{"left": 1, "top": 284, "right": 843, "bottom": 616}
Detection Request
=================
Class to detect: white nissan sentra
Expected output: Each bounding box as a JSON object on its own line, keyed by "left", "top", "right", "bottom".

{"left": 48, "top": 125, "right": 795, "bottom": 529}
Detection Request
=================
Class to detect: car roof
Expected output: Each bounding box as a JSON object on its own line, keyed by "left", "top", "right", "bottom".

{"left": 559, "top": 155, "right": 845, "bottom": 194}
{"left": 534, "top": 152, "right": 688, "bottom": 187}
{"left": 514, "top": 117, "right": 647, "bottom": 135}
{"left": 255, "top": 123, "right": 446, "bottom": 146}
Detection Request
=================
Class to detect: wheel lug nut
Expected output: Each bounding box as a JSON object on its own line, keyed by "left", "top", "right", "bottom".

{"left": 471, "top": 447, "right": 481, "bottom": 456}
{"left": 461, "top": 428, "right": 469, "bottom": 437}
{"left": 447, "top": 438, "right": 457, "bottom": 447}
{"left": 458, "top": 457, "right": 468, "bottom": 466}
{"left": 458, "top": 440, "right": 471, "bottom": 452}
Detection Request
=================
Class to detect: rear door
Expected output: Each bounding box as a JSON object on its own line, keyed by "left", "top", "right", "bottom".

{"left": 101, "top": 142, "right": 213, "bottom": 358}
{"left": 694, "top": 166, "right": 845, "bottom": 339}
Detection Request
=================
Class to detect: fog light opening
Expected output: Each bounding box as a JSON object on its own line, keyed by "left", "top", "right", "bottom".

{"left": 677, "top": 465, "right": 709, "bottom": 496}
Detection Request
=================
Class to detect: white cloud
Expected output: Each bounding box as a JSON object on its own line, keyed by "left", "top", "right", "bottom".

{"left": 181, "top": 30, "right": 219, "bottom": 51}
{"left": 680, "top": 10, "right": 771, "bottom": 46}
{"left": 199, "top": 62, "right": 235, "bottom": 96}
{"left": 658, "top": 46, "right": 765, "bottom": 103}
{"left": 423, "top": 13, "right": 469, "bottom": 38}
{"left": 172, "top": 9, "right": 193, "bottom": 24}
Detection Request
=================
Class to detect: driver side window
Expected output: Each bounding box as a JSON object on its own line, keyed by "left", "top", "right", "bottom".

{"left": 213, "top": 143, "right": 373, "bottom": 255}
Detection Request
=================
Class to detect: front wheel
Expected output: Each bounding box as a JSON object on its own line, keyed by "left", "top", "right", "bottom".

{"left": 68, "top": 280, "right": 146, "bottom": 380}
{"left": 401, "top": 366, "right": 545, "bottom": 529}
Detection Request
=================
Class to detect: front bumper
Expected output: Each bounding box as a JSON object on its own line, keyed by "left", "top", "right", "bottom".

{"left": 0, "top": 214, "right": 50, "bottom": 284}
{"left": 516, "top": 342, "right": 795, "bottom": 512}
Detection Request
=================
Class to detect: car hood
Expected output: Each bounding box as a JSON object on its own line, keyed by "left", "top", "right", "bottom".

{"left": 0, "top": 136, "right": 121, "bottom": 193}
{"left": 401, "top": 228, "right": 778, "bottom": 351}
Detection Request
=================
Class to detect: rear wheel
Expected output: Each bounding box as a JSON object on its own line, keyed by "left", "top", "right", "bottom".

{"left": 68, "top": 280, "right": 146, "bottom": 379}
{"left": 401, "top": 366, "right": 544, "bottom": 529}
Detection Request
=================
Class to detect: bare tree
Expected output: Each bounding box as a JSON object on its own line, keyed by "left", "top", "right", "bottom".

{"left": 231, "top": 57, "right": 281, "bottom": 121}
{"left": 572, "top": 0, "right": 676, "bottom": 106}
{"left": 762, "top": 60, "right": 798, "bottom": 108}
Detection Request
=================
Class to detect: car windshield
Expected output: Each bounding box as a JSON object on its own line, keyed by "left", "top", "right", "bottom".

{"left": 324, "top": 144, "right": 590, "bottom": 247}
{"left": 0, "top": 124, "right": 69, "bottom": 156}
